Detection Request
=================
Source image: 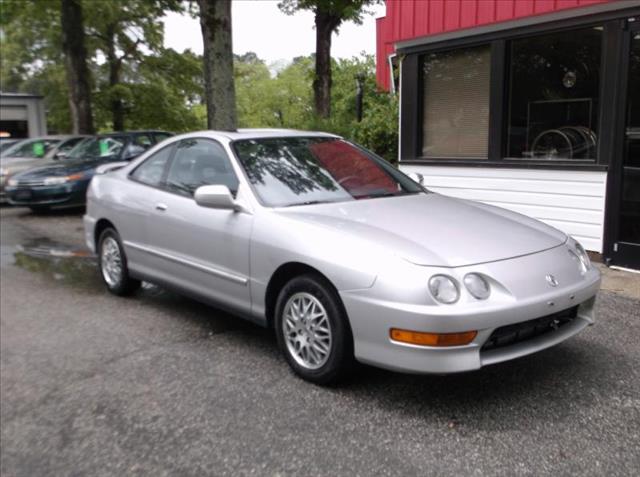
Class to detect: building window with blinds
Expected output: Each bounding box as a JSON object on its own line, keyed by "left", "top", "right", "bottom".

{"left": 421, "top": 45, "right": 491, "bottom": 159}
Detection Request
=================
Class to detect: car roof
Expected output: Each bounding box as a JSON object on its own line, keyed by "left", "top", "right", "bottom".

{"left": 11, "top": 135, "right": 85, "bottom": 141}
{"left": 172, "top": 129, "right": 340, "bottom": 142}
{"left": 91, "top": 130, "right": 171, "bottom": 139}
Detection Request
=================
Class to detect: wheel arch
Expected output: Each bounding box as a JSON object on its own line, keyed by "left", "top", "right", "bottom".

{"left": 264, "top": 262, "right": 347, "bottom": 330}
{"left": 94, "top": 218, "right": 117, "bottom": 250}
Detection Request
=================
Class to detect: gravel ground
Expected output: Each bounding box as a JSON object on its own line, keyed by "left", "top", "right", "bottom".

{"left": 1, "top": 206, "right": 639, "bottom": 476}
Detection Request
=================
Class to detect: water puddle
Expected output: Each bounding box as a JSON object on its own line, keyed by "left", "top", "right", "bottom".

{"left": 8, "top": 236, "right": 246, "bottom": 334}
{"left": 12, "top": 238, "right": 168, "bottom": 296}
{"left": 13, "top": 238, "right": 101, "bottom": 290}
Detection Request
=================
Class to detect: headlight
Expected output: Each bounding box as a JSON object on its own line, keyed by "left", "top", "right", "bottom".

{"left": 44, "top": 176, "right": 68, "bottom": 185}
{"left": 570, "top": 240, "right": 591, "bottom": 274}
{"left": 463, "top": 273, "right": 491, "bottom": 300}
{"left": 43, "top": 173, "right": 83, "bottom": 186}
{"left": 428, "top": 275, "right": 460, "bottom": 304}
{"left": 7, "top": 178, "right": 18, "bottom": 187}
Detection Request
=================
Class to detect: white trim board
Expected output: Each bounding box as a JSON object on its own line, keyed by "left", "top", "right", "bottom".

{"left": 401, "top": 164, "right": 607, "bottom": 253}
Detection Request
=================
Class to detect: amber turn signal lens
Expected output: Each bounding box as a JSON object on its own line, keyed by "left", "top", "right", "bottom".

{"left": 390, "top": 328, "right": 477, "bottom": 347}
{"left": 66, "top": 173, "right": 84, "bottom": 181}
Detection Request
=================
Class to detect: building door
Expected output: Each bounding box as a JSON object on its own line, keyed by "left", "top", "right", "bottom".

{"left": 608, "top": 21, "right": 640, "bottom": 269}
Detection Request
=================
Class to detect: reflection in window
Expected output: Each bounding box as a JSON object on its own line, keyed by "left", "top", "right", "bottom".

{"left": 421, "top": 45, "right": 491, "bottom": 158}
{"left": 1, "top": 139, "right": 60, "bottom": 158}
{"left": 618, "top": 31, "right": 640, "bottom": 244}
{"left": 234, "top": 137, "right": 422, "bottom": 207}
{"left": 67, "top": 136, "right": 126, "bottom": 161}
{"left": 166, "top": 139, "right": 239, "bottom": 197}
{"left": 507, "top": 27, "right": 602, "bottom": 160}
{"left": 130, "top": 145, "right": 173, "bottom": 187}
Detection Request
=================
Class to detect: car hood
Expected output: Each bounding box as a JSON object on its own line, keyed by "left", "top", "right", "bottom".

{"left": 276, "top": 193, "right": 567, "bottom": 267}
{"left": 12, "top": 159, "right": 101, "bottom": 180}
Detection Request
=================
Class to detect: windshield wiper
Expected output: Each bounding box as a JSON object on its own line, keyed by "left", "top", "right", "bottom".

{"left": 284, "top": 200, "right": 335, "bottom": 207}
{"left": 355, "top": 191, "right": 397, "bottom": 199}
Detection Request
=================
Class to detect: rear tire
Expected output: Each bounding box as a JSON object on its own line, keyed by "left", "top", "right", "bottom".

{"left": 98, "top": 228, "right": 140, "bottom": 296}
{"left": 275, "top": 274, "right": 354, "bottom": 384}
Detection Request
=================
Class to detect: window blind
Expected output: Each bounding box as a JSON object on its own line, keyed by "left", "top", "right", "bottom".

{"left": 422, "top": 45, "right": 491, "bottom": 158}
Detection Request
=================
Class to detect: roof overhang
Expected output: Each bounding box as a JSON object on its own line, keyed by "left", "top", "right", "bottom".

{"left": 396, "top": 1, "right": 639, "bottom": 53}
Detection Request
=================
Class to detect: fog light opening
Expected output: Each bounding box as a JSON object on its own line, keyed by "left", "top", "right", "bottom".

{"left": 390, "top": 328, "right": 477, "bottom": 347}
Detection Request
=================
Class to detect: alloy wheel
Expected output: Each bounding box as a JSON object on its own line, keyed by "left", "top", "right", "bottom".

{"left": 282, "top": 292, "right": 333, "bottom": 370}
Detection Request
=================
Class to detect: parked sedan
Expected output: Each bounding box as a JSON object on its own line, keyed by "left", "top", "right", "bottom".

{"left": 83, "top": 130, "right": 600, "bottom": 384}
{"left": 0, "top": 138, "right": 20, "bottom": 154}
{"left": 0, "top": 135, "right": 87, "bottom": 203}
{"left": 5, "top": 131, "right": 172, "bottom": 211}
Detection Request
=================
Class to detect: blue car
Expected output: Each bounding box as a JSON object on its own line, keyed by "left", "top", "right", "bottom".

{"left": 5, "top": 131, "right": 172, "bottom": 212}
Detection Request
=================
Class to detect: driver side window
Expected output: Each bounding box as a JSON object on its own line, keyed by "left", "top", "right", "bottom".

{"left": 130, "top": 144, "right": 174, "bottom": 187}
{"left": 166, "top": 139, "right": 239, "bottom": 197}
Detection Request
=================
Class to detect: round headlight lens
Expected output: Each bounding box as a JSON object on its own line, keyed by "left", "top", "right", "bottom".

{"left": 463, "top": 273, "right": 491, "bottom": 300}
{"left": 428, "top": 275, "right": 460, "bottom": 304}
{"left": 573, "top": 241, "right": 591, "bottom": 274}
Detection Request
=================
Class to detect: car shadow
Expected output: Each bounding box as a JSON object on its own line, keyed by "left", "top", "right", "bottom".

{"left": 26, "top": 206, "right": 86, "bottom": 217}
{"left": 9, "top": 237, "right": 628, "bottom": 433}
{"left": 152, "top": 286, "right": 621, "bottom": 431}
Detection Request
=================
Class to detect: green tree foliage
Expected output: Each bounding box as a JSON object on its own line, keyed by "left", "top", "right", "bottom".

{"left": 278, "top": 0, "right": 378, "bottom": 118}
{"left": 83, "top": 0, "right": 183, "bottom": 129}
{"left": 0, "top": 0, "right": 187, "bottom": 132}
{"left": 235, "top": 53, "right": 398, "bottom": 162}
{"left": 115, "top": 48, "right": 205, "bottom": 132}
{"left": 1, "top": 1, "right": 397, "bottom": 161}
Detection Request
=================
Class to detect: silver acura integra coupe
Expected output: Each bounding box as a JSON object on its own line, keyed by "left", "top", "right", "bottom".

{"left": 84, "top": 130, "right": 600, "bottom": 384}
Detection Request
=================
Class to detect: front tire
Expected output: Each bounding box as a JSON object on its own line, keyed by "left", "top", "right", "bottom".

{"left": 98, "top": 228, "right": 140, "bottom": 296}
{"left": 275, "top": 274, "right": 354, "bottom": 384}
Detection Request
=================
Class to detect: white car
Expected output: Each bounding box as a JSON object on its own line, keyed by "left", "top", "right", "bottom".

{"left": 84, "top": 129, "right": 601, "bottom": 383}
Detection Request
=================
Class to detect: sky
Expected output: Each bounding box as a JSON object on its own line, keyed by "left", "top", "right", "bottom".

{"left": 162, "top": 0, "right": 386, "bottom": 67}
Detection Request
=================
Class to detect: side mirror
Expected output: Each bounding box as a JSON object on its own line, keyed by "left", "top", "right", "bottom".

{"left": 54, "top": 152, "right": 68, "bottom": 160}
{"left": 123, "top": 144, "right": 145, "bottom": 161}
{"left": 194, "top": 185, "right": 237, "bottom": 210}
{"left": 407, "top": 172, "right": 425, "bottom": 185}
{"left": 95, "top": 161, "right": 129, "bottom": 175}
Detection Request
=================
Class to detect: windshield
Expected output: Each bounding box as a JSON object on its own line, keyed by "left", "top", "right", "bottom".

{"left": 0, "top": 138, "right": 61, "bottom": 159}
{"left": 233, "top": 137, "right": 423, "bottom": 207}
{"left": 67, "top": 136, "right": 127, "bottom": 161}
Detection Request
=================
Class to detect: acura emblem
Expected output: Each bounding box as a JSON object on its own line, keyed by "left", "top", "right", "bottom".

{"left": 546, "top": 274, "right": 559, "bottom": 287}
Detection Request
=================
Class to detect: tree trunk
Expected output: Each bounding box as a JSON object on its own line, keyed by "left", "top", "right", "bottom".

{"left": 105, "top": 25, "right": 124, "bottom": 131}
{"left": 109, "top": 60, "right": 124, "bottom": 131}
{"left": 60, "top": 0, "right": 94, "bottom": 134}
{"left": 314, "top": 12, "right": 337, "bottom": 119}
{"left": 197, "top": 0, "right": 237, "bottom": 131}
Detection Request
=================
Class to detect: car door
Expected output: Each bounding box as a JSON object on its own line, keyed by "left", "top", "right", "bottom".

{"left": 117, "top": 142, "right": 176, "bottom": 274}
{"left": 142, "top": 138, "right": 253, "bottom": 315}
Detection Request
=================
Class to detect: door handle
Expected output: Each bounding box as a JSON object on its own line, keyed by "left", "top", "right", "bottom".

{"left": 155, "top": 203, "right": 168, "bottom": 211}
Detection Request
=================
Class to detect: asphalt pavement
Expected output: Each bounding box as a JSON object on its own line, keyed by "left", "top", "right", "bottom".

{"left": 1, "top": 206, "right": 639, "bottom": 476}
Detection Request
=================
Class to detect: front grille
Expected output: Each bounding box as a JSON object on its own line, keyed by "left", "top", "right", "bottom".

{"left": 482, "top": 306, "right": 578, "bottom": 352}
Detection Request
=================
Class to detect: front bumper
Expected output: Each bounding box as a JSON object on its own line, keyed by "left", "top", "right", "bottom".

{"left": 341, "top": 245, "right": 601, "bottom": 374}
{"left": 5, "top": 181, "right": 89, "bottom": 208}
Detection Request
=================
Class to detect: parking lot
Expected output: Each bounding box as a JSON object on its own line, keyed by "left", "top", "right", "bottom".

{"left": 1, "top": 206, "right": 639, "bottom": 476}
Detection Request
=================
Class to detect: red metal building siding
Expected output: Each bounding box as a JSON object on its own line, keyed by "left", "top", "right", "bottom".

{"left": 376, "top": 0, "right": 609, "bottom": 90}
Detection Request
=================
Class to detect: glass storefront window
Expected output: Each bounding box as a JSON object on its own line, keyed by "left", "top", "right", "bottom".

{"left": 421, "top": 45, "right": 491, "bottom": 159}
{"left": 507, "top": 27, "right": 603, "bottom": 161}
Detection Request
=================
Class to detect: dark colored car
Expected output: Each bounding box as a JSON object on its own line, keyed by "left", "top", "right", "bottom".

{"left": 5, "top": 131, "right": 172, "bottom": 212}
{"left": 0, "top": 135, "right": 88, "bottom": 203}
{"left": 0, "top": 138, "right": 20, "bottom": 154}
